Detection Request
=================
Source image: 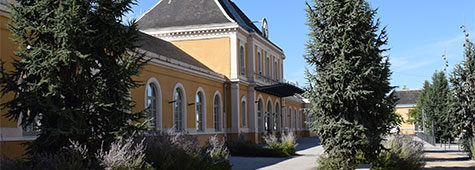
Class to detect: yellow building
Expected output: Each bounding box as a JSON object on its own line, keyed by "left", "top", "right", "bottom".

{"left": 394, "top": 87, "right": 422, "bottom": 135}
{"left": 0, "top": 0, "right": 310, "bottom": 158}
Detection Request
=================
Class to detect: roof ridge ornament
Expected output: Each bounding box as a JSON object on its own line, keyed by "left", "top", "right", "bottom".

{"left": 262, "top": 18, "right": 269, "bottom": 39}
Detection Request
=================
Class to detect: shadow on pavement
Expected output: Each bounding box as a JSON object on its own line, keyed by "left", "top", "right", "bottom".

{"left": 230, "top": 136, "right": 321, "bottom": 170}
{"left": 424, "top": 167, "right": 475, "bottom": 170}
{"left": 296, "top": 136, "right": 321, "bottom": 152}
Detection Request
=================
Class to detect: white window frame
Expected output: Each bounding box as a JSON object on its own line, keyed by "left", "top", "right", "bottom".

{"left": 173, "top": 83, "right": 186, "bottom": 132}
{"left": 241, "top": 96, "right": 247, "bottom": 128}
{"left": 145, "top": 78, "right": 162, "bottom": 130}
{"left": 240, "top": 46, "right": 245, "bottom": 76}
{"left": 195, "top": 87, "right": 206, "bottom": 132}
{"left": 213, "top": 91, "right": 223, "bottom": 132}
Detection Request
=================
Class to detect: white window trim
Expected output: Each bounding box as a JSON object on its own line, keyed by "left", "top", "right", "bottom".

{"left": 195, "top": 87, "right": 206, "bottom": 132}
{"left": 145, "top": 77, "right": 163, "bottom": 130}
{"left": 240, "top": 96, "right": 247, "bottom": 128}
{"left": 256, "top": 95, "right": 264, "bottom": 132}
{"left": 173, "top": 83, "right": 187, "bottom": 131}
{"left": 240, "top": 45, "right": 246, "bottom": 76}
{"left": 274, "top": 100, "right": 281, "bottom": 131}
{"left": 265, "top": 97, "right": 273, "bottom": 132}
{"left": 213, "top": 91, "right": 223, "bottom": 132}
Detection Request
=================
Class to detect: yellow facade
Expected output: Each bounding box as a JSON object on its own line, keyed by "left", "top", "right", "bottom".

{"left": 171, "top": 38, "right": 231, "bottom": 78}
{"left": 0, "top": 1, "right": 311, "bottom": 158}
{"left": 395, "top": 106, "right": 416, "bottom": 135}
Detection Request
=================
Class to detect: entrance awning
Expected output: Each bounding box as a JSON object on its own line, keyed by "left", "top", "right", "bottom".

{"left": 255, "top": 83, "right": 304, "bottom": 97}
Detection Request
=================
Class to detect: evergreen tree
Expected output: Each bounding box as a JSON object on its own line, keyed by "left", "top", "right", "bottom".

{"left": 304, "top": 0, "right": 397, "bottom": 168}
{"left": 449, "top": 27, "right": 475, "bottom": 156}
{"left": 425, "top": 71, "right": 451, "bottom": 140}
{"left": 0, "top": 0, "right": 146, "bottom": 156}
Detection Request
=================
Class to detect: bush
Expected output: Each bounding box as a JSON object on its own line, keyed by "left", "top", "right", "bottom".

{"left": 229, "top": 133, "right": 297, "bottom": 157}
{"left": 29, "top": 140, "right": 89, "bottom": 170}
{"left": 143, "top": 130, "right": 231, "bottom": 170}
{"left": 316, "top": 135, "right": 425, "bottom": 170}
{"left": 95, "top": 137, "right": 147, "bottom": 170}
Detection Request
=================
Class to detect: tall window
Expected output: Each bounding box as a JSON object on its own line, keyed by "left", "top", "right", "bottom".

{"left": 214, "top": 95, "right": 221, "bottom": 131}
{"left": 146, "top": 83, "right": 158, "bottom": 130}
{"left": 257, "top": 52, "right": 261, "bottom": 76}
{"left": 266, "top": 57, "right": 270, "bottom": 79}
{"left": 294, "top": 109, "right": 297, "bottom": 130}
{"left": 241, "top": 99, "right": 247, "bottom": 127}
{"left": 257, "top": 99, "right": 263, "bottom": 131}
{"left": 196, "top": 92, "right": 204, "bottom": 132}
{"left": 274, "top": 61, "right": 278, "bottom": 81}
{"left": 240, "top": 46, "right": 245, "bottom": 75}
{"left": 299, "top": 110, "right": 302, "bottom": 129}
{"left": 174, "top": 88, "right": 184, "bottom": 131}
{"left": 274, "top": 103, "right": 280, "bottom": 131}
{"left": 265, "top": 101, "right": 272, "bottom": 132}
{"left": 282, "top": 108, "right": 286, "bottom": 129}
{"left": 288, "top": 108, "right": 292, "bottom": 129}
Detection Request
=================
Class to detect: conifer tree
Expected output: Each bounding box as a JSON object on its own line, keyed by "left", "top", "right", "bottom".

{"left": 304, "top": 0, "right": 397, "bottom": 168}
{"left": 449, "top": 27, "right": 475, "bottom": 155}
{"left": 0, "top": 0, "right": 146, "bottom": 156}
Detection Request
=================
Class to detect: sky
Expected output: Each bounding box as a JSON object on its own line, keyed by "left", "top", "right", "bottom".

{"left": 127, "top": 0, "right": 475, "bottom": 90}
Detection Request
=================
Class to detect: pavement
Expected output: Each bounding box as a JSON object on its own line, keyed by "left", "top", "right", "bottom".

{"left": 229, "top": 137, "right": 323, "bottom": 170}
{"left": 413, "top": 137, "right": 475, "bottom": 170}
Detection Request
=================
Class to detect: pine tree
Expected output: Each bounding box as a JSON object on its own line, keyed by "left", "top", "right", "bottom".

{"left": 304, "top": 0, "right": 397, "bottom": 168}
{"left": 0, "top": 0, "right": 146, "bottom": 156}
{"left": 449, "top": 26, "right": 475, "bottom": 156}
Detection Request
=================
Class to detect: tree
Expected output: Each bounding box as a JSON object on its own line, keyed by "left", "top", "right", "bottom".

{"left": 304, "top": 0, "right": 397, "bottom": 168}
{"left": 449, "top": 26, "right": 475, "bottom": 156}
{"left": 0, "top": 0, "right": 146, "bottom": 156}
{"left": 426, "top": 71, "right": 451, "bottom": 140}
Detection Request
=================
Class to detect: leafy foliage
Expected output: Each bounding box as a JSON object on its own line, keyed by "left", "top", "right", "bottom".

{"left": 304, "top": 0, "right": 397, "bottom": 168}
{"left": 143, "top": 130, "right": 231, "bottom": 170}
{"left": 448, "top": 26, "right": 475, "bottom": 157}
{"left": 0, "top": 0, "right": 147, "bottom": 156}
{"left": 229, "top": 133, "right": 297, "bottom": 157}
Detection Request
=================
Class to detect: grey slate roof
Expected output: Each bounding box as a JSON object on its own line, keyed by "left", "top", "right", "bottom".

{"left": 136, "top": 31, "right": 213, "bottom": 72}
{"left": 137, "top": 0, "right": 266, "bottom": 40}
{"left": 394, "top": 89, "right": 422, "bottom": 105}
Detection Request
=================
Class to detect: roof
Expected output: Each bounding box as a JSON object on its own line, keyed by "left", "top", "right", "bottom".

{"left": 136, "top": 0, "right": 280, "bottom": 50}
{"left": 136, "top": 31, "right": 214, "bottom": 72}
{"left": 394, "top": 89, "right": 422, "bottom": 105}
{"left": 255, "top": 83, "right": 304, "bottom": 97}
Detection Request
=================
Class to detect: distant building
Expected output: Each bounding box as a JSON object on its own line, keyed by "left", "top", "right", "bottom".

{"left": 393, "top": 86, "right": 422, "bottom": 135}
{"left": 0, "top": 0, "right": 310, "bottom": 158}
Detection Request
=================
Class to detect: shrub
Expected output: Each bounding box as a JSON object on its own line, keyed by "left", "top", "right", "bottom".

{"left": 0, "top": 155, "right": 27, "bottom": 170}
{"left": 95, "top": 137, "right": 147, "bottom": 170}
{"left": 229, "top": 133, "right": 297, "bottom": 157}
{"left": 30, "top": 140, "right": 89, "bottom": 170}
{"left": 143, "top": 130, "right": 231, "bottom": 170}
{"left": 316, "top": 135, "right": 425, "bottom": 170}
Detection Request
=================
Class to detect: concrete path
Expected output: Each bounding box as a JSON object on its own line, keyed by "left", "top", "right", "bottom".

{"left": 414, "top": 137, "right": 475, "bottom": 170}
{"left": 229, "top": 137, "right": 323, "bottom": 170}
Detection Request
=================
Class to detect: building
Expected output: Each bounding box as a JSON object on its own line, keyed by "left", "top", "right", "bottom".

{"left": 393, "top": 86, "right": 422, "bottom": 135}
{"left": 0, "top": 0, "right": 310, "bottom": 158}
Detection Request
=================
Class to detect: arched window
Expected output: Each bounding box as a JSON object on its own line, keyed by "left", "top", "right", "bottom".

{"left": 195, "top": 91, "right": 204, "bottom": 132}
{"left": 146, "top": 83, "right": 158, "bottom": 130}
{"left": 240, "top": 46, "right": 245, "bottom": 75}
{"left": 174, "top": 87, "right": 185, "bottom": 131}
{"left": 257, "top": 52, "right": 261, "bottom": 76}
{"left": 214, "top": 94, "right": 222, "bottom": 131}
{"left": 294, "top": 108, "right": 297, "bottom": 130}
{"left": 274, "top": 61, "right": 278, "bottom": 81}
{"left": 241, "top": 98, "right": 247, "bottom": 128}
{"left": 257, "top": 99, "right": 263, "bottom": 132}
{"left": 265, "top": 101, "right": 272, "bottom": 132}
{"left": 274, "top": 103, "right": 280, "bottom": 131}
{"left": 266, "top": 56, "right": 270, "bottom": 79}
{"left": 288, "top": 108, "right": 292, "bottom": 129}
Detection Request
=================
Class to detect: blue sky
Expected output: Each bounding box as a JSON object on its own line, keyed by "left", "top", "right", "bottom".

{"left": 127, "top": 0, "right": 475, "bottom": 90}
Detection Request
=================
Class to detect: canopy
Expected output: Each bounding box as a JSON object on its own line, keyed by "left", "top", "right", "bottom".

{"left": 254, "top": 83, "right": 304, "bottom": 97}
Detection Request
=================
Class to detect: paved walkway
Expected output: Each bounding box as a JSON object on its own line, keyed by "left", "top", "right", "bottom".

{"left": 414, "top": 137, "right": 475, "bottom": 170}
{"left": 229, "top": 137, "right": 323, "bottom": 170}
